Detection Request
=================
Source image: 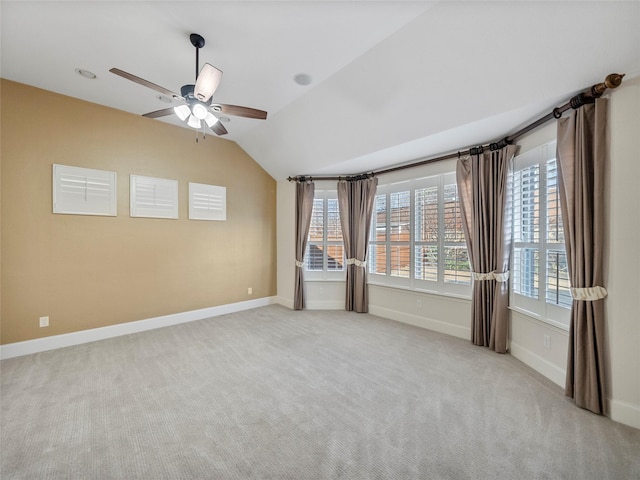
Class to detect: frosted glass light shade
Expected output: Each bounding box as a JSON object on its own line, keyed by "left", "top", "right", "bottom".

{"left": 187, "top": 114, "right": 202, "bottom": 129}
{"left": 204, "top": 112, "right": 218, "bottom": 128}
{"left": 192, "top": 103, "right": 208, "bottom": 120}
{"left": 174, "top": 104, "right": 191, "bottom": 121}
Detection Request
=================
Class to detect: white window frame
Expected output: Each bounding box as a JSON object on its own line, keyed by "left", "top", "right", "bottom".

{"left": 304, "top": 190, "right": 345, "bottom": 281}
{"left": 368, "top": 173, "right": 471, "bottom": 297}
{"left": 53, "top": 164, "right": 117, "bottom": 216}
{"left": 130, "top": 175, "right": 178, "bottom": 219}
{"left": 510, "top": 140, "right": 571, "bottom": 329}
{"left": 189, "top": 182, "right": 226, "bottom": 221}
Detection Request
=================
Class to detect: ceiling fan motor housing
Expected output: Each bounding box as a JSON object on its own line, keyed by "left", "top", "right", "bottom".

{"left": 179, "top": 84, "right": 217, "bottom": 120}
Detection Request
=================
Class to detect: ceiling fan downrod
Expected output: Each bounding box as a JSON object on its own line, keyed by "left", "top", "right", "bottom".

{"left": 190, "top": 33, "right": 205, "bottom": 82}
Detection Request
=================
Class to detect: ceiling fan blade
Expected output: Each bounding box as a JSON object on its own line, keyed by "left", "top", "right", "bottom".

{"left": 212, "top": 104, "right": 268, "bottom": 120}
{"left": 194, "top": 63, "right": 223, "bottom": 102}
{"left": 109, "top": 68, "right": 180, "bottom": 99}
{"left": 142, "top": 108, "right": 176, "bottom": 119}
{"left": 211, "top": 121, "right": 228, "bottom": 136}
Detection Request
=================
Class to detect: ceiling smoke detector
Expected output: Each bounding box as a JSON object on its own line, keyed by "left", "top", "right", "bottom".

{"left": 293, "top": 73, "right": 313, "bottom": 86}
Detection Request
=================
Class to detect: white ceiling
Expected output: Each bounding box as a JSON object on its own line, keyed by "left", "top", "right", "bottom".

{"left": 2, "top": 1, "right": 639, "bottom": 180}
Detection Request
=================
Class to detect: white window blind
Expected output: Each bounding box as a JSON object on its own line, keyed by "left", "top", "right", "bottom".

{"left": 414, "top": 184, "right": 438, "bottom": 282}
{"left": 369, "top": 173, "right": 470, "bottom": 296}
{"left": 130, "top": 175, "right": 178, "bottom": 219}
{"left": 442, "top": 179, "right": 470, "bottom": 286}
{"left": 511, "top": 140, "right": 570, "bottom": 328}
{"left": 53, "top": 164, "right": 117, "bottom": 216}
{"left": 189, "top": 183, "right": 226, "bottom": 221}
{"left": 305, "top": 191, "right": 344, "bottom": 279}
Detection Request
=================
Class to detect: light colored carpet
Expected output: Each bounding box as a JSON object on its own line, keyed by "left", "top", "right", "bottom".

{"left": 1, "top": 305, "right": 639, "bottom": 479}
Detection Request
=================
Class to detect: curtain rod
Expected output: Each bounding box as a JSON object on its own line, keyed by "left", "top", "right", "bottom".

{"left": 287, "top": 73, "right": 625, "bottom": 183}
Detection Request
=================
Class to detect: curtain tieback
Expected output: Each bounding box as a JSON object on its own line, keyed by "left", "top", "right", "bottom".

{"left": 346, "top": 258, "right": 366, "bottom": 268}
{"left": 295, "top": 260, "right": 304, "bottom": 268}
{"left": 471, "top": 271, "right": 509, "bottom": 282}
{"left": 570, "top": 286, "right": 608, "bottom": 301}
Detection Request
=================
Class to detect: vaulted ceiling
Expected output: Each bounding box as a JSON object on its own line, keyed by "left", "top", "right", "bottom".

{"left": 2, "top": 1, "right": 639, "bottom": 180}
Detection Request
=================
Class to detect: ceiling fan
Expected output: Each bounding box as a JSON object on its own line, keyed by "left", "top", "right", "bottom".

{"left": 109, "top": 33, "right": 267, "bottom": 136}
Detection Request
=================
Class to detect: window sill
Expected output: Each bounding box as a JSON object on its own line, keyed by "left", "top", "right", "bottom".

{"left": 304, "top": 278, "right": 345, "bottom": 283}
{"left": 367, "top": 281, "right": 472, "bottom": 303}
{"left": 509, "top": 305, "right": 570, "bottom": 332}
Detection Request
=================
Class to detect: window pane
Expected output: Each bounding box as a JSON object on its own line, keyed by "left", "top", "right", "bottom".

{"left": 390, "top": 244, "right": 410, "bottom": 278}
{"left": 371, "top": 194, "right": 387, "bottom": 242}
{"left": 326, "top": 244, "right": 344, "bottom": 271}
{"left": 414, "top": 245, "right": 437, "bottom": 281}
{"left": 305, "top": 243, "right": 323, "bottom": 271}
{"left": 513, "top": 165, "right": 540, "bottom": 243}
{"left": 390, "top": 191, "right": 410, "bottom": 242}
{"left": 308, "top": 198, "right": 324, "bottom": 242}
{"left": 513, "top": 247, "right": 539, "bottom": 298}
{"left": 369, "top": 244, "right": 387, "bottom": 275}
{"left": 546, "top": 250, "right": 571, "bottom": 308}
{"left": 327, "top": 198, "right": 343, "bottom": 242}
{"left": 546, "top": 159, "right": 564, "bottom": 244}
{"left": 415, "top": 186, "right": 439, "bottom": 242}
{"left": 443, "top": 183, "right": 465, "bottom": 242}
{"left": 443, "top": 246, "right": 470, "bottom": 284}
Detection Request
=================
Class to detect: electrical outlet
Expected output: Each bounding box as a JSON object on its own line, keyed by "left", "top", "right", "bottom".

{"left": 543, "top": 334, "right": 551, "bottom": 349}
{"left": 39, "top": 316, "right": 49, "bottom": 328}
{"left": 247, "top": 287, "right": 252, "bottom": 295}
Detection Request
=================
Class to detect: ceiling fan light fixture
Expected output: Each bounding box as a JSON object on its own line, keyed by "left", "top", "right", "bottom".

{"left": 204, "top": 112, "right": 218, "bottom": 128}
{"left": 174, "top": 104, "right": 191, "bottom": 121}
{"left": 187, "top": 114, "right": 202, "bottom": 129}
{"left": 192, "top": 103, "right": 208, "bottom": 120}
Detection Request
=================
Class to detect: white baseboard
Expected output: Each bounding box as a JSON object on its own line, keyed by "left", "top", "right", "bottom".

{"left": 509, "top": 341, "right": 566, "bottom": 387}
{"left": 0, "top": 296, "right": 276, "bottom": 360}
{"left": 306, "top": 300, "right": 344, "bottom": 310}
{"left": 369, "top": 305, "right": 470, "bottom": 340}
{"left": 274, "top": 296, "right": 294, "bottom": 309}
{"left": 609, "top": 398, "right": 640, "bottom": 430}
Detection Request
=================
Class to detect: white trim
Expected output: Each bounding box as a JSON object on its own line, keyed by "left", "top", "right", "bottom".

{"left": 274, "top": 296, "right": 294, "bottom": 309}
{"left": 306, "top": 300, "right": 345, "bottom": 310}
{"left": 368, "top": 281, "right": 471, "bottom": 302}
{"left": 608, "top": 398, "right": 640, "bottom": 430}
{"left": 369, "top": 305, "right": 470, "bottom": 340}
{"left": 509, "top": 305, "right": 570, "bottom": 332}
{"left": 0, "top": 297, "right": 276, "bottom": 360}
{"left": 509, "top": 340, "right": 566, "bottom": 387}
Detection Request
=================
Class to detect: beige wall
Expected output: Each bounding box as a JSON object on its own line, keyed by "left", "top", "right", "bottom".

{"left": 1, "top": 80, "right": 276, "bottom": 345}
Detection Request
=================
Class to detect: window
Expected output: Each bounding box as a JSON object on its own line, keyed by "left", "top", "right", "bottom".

{"left": 369, "top": 173, "right": 470, "bottom": 296}
{"left": 130, "top": 175, "right": 178, "bottom": 219}
{"left": 53, "top": 164, "right": 117, "bottom": 216}
{"left": 189, "top": 182, "right": 226, "bottom": 221}
{"left": 305, "top": 191, "right": 344, "bottom": 279}
{"left": 511, "top": 140, "right": 570, "bottom": 327}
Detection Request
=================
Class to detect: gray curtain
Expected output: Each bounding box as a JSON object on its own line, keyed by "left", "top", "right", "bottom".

{"left": 294, "top": 181, "right": 315, "bottom": 310}
{"left": 557, "top": 98, "right": 608, "bottom": 414}
{"left": 337, "top": 177, "right": 378, "bottom": 312}
{"left": 457, "top": 145, "right": 516, "bottom": 353}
